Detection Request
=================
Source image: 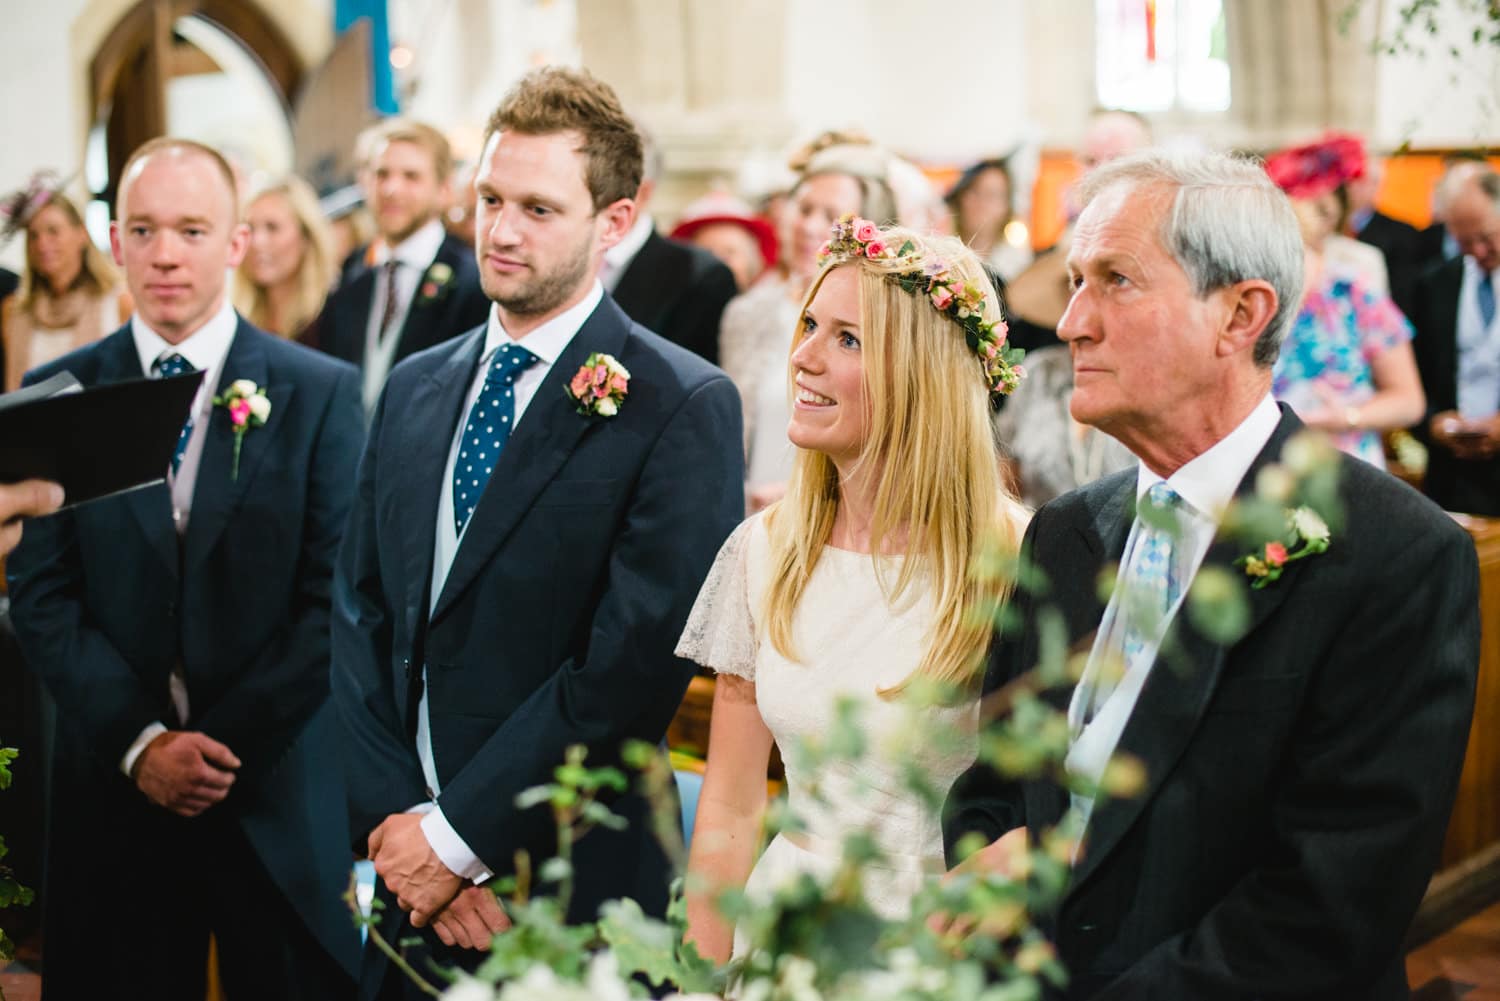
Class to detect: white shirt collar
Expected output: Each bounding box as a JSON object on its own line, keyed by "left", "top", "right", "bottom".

{"left": 132, "top": 297, "right": 239, "bottom": 377}
{"left": 1463, "top": 254, "right": 1500, "bottom": 286}
{"left": 482, "top": 280, "right": 604, "bottom": 366}
{"left": 1134, "top": 394, "right": 1282, "bottom": 523}
{"left": 604, "top": 213, "right": 654, "bottom": 272}
{"left": 375, "top": 217, "right": 448, "bottom": 271}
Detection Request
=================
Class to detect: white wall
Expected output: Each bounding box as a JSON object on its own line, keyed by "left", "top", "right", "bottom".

{"left": 1373, "top": 0, "right": 1500, "bottom": 148}
{"left": 1, "top": 1, "right": 91, "bottom": 271}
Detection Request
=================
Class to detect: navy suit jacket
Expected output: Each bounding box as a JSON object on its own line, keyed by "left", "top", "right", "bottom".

{"left": 332, "top": 294, "right": 744, "bottom": 930}
{"left": 945, "top": 408, "right": 1479, "bottom": 1000}
{"left": 6, "top": 318, "right": 366, "bottom": 978}
{"left": 319, "top": 232, "right": 490, "bottom": 374}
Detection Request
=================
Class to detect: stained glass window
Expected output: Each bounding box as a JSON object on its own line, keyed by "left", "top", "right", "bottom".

{"left": 1096, "top": 0, "right": 1231, "bottom": 113}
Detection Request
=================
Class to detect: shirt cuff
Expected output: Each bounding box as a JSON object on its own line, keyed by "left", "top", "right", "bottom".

{"left": 121, "top": 722, "right": 168, "bottom": 778}
{"left": 420, "top": 807, "right": 493, "bottom": 884}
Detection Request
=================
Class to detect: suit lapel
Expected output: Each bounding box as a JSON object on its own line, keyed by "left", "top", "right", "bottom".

{"left": 182, "top": 323, "right": 289, "bottom": 575}
{"left": 430, "top": 298, "right": 630, "bottom": 624}
{"left": 95, "top": 328, "right": 179, "bottom": 579}
{"left": 394, "top": 236, "right": 464, "bottom": 362}
{"left": 344, "top": 268, "right": 377, "bottom": 366}
{"left": 396, "top": 330, "right": 485, "bottom": 641}
{"left": 1068, "top": 410, "right": 1308, "bottom": 894}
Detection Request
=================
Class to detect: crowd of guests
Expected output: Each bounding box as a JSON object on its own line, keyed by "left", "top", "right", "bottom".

{"left": 0, "top": 63, "right": 1492, "bottom": 1001}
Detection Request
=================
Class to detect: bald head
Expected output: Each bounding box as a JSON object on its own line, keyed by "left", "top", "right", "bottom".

{"left": 1081, "top": 110, "right": 1153, "bottom": 172}
{"left": 117, "top": 138, "right": 239, "bottom": 227}
{"left": 1445, "top": 168, "right": 1500, "bottom": 272}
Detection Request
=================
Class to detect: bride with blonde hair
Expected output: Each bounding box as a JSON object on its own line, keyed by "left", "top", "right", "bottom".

{"left": 678, "top": 217, "right": 1028, "bottom": 962}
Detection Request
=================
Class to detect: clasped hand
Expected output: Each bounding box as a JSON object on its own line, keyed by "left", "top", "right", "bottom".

{"left": 368, "top": 814, "right": 510, "bottom": 947}
{"left": 133, "top": 730, "right": 240, "bottom": 817}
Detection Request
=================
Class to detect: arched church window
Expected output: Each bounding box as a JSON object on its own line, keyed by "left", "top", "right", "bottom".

{"left": 1095, "top": 0, "right": 1231, "bottom": 112}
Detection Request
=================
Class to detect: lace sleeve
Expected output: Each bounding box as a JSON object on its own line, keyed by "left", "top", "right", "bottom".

{"left": 675, "top": 517, "right": 759, "bottom": 680}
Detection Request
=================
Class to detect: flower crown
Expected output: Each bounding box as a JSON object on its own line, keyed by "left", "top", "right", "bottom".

{"left": 816, "top": 215, "right": 1025, "bottom": 398}
{"left": 0, "top": 170, "right": 68, "bottom": 247}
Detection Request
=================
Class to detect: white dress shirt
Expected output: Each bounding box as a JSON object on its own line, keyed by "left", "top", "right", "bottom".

{"left": 414, "top": 280, "right": 604, "bottom": 882}
{"left": 600, "top": 213, "right": 653, "bottom": 292}
{"left": 1065, "top": 394, "right": 1282, "bottom": 829}
{"left": 363, "top": 218, "right": 448, "bottom": 412}
{"left": 1456, "top": 256, "right": 1500, "bottom": 420}
{"left": 120, "top": 298, "right": 240, "bottom": 777}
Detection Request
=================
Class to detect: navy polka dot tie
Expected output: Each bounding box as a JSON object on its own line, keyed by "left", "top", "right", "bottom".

{"left": 153, "top": 352, "right": 196, "bottom": 476}
{"left": 453, "top": 344, "right": 538, "bottom": 535}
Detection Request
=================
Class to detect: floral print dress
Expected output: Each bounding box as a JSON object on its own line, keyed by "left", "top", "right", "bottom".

{"left": 1272, "top": 277, "right": 1413, "bottom": 469}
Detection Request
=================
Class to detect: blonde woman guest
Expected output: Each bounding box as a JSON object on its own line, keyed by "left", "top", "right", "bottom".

{"left": 233, "top": 176, "right": 337, "bottom": 344}
{"left": 679, "top": 220, "right": 1028, "bottom": 963}
{"left": 1, "top": 178, "right": 128, "bottom": 390}
{"left": 719, "top": 145, "right": 898, "bottom": 513}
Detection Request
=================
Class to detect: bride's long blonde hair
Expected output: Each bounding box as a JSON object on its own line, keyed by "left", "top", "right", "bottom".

{"left": 762, "top": 226, "right": 1025, "bottom": 697}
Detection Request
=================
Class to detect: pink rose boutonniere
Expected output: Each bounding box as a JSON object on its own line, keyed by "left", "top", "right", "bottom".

{"left": 1234, "top": 506, "right": 1330, "bottom": 588}
{"left": 566, "top": 352, "right": 630, "bottom": 418}
{"left": 211, "top": 378, "right": 271, "bottom": 480}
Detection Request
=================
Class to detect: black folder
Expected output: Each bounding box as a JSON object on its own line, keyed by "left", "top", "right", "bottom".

{"left": 0, "top": 371, "right": 204, "bottom": 509}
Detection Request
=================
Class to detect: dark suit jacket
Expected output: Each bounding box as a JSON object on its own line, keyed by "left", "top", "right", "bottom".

{"left": 332, "top": 294, "right": 744, "bottom": 988}
{"left": 1406, "top": 257, "right": 1500, "bottom": 515}
{"left": 611, "top": 229, "right": 737, "bottom": 365}
{"left": 319, "top": 231, "right": 490, "bottom": 377}
{"left": 945, "top": 408, "right": 1479, "bottom": 1000}
{"left": 6, "top": 319, "right": 366, "bottom": 980}
{"left": 1356, "top": 210, "right": 1423, "bottom": 315}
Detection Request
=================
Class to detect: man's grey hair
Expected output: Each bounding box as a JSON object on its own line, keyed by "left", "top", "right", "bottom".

{"left": 1075, "top": 149, "right": 1305, "bottom": 368}
{"left": 1432, "top": 159, "right": 1491, "bottom": 219}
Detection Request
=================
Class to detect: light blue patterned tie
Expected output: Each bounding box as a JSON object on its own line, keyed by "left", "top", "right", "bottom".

{"left": 1119, "top": 483, "right": 1182, "bottom": 672}
{"left": 453, "top": 344, "right": 538, "bottom": 535}
{"left": 153, "top": 352, "right": 196, "bottom": 475}
{"left": 1479, "top": 273, "right": 1496, "bottom": 329}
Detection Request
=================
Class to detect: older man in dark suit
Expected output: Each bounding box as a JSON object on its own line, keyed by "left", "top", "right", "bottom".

{"left": 945, "top": 149, "right": 1479, "bottom": 1000}
{"left": 319, "top": 119, "right": 491, "bottom": 412}
{"left": 1407, "top": 167, "right": 1500, "bottom": 517}
{"left": 332, "top": 67, "right": 743, "bottom": 1000}
{"left": 7, "top": 138, "right": 364, "bottom": 999}
{"left": 602, "top": 128, "right": 737, "bottom": 365}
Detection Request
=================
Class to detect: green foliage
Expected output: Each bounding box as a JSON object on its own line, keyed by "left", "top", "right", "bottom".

{"left": 0, "top": 744, "right": 30, "bottom": 978}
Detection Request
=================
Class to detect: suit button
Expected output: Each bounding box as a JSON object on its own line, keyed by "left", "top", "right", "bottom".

{"left": 402, "top": 658, "right": 412, "bottom": 678}
{"left": 424, "top": 786, "right": 435, "bottom": 800}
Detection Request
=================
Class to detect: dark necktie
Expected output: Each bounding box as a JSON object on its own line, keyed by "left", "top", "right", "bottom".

{"left": 1479, "top": 272, "right": 1496, "bottom": 329}
{"left": 153, "top": 352, "right": 196, "bottom": 475}
{"left": 453, "top": 344, "right": 538, "bottom": 535}
{"left": 378, "top": 259, "right": 402, "bottom": 343}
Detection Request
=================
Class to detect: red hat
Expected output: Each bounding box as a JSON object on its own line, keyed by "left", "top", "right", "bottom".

{"left": 1265, "top": 133, "right": 1367, "bottom": 200}
{"left": 669, "top": 192, "right": 779, "bottom": 269}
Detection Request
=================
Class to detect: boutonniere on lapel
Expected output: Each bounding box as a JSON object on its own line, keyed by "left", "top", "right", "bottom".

{"left": 1234, "top": 506, "right": 1330, "bottom": 589}
{"left": 417, "top": 262, "right": 454, "bottom": 304}
{"left": 211, "top": 379, "right": 271, "bottom": 481}
{"left": 566, "top": 352, "right": 630, "bottom": 419}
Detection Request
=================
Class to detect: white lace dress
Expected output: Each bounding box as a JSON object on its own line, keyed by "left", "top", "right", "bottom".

{"left": 675, "top": 514, "right": 979, "bottom": 957}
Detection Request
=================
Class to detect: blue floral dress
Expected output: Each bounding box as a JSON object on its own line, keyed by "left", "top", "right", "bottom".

{"left": 1272, "top": 277, "right": 1413, "bottom": 468}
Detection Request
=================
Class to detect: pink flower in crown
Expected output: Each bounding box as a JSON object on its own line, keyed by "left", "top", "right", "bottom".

{"left": 984, "top": 340, "right": 999, "bottom": 359}
{"left": 931, "top": 285, "right": 955, "bottom": 310}
{"left": 864, "top": 240, "right": 889, "bottom": 259}
{"left": 853, "top": 219, "right": 879, "bottom": 243}
{"left": 817, "top": 240, "right": 831, "bottom": 259}
{"left": 994, "top": 319, "right": 1009, "bottom": 345}
{"left": 229, "top": 398, "right": 251, "bottom": 427}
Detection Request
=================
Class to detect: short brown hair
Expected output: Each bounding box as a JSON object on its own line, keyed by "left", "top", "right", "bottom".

{"left": 361, "top": 117, "right": 453, "bottom": 181}
{"left": 485, "top": 67, "right": 643, "bottom": 211}
{"left": 117, "top": 137, "right": 239, "bottom": 216}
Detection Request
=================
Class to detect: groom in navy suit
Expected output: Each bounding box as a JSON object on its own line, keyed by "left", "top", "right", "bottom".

{"left": 332, "top": 67, "right": 743, "bottom": 998}
{"left": 7, "top": 139, "right": 364, "bottom": 997}
{"left": 945, "top": 150, "right": 1478, "bottom": 1000}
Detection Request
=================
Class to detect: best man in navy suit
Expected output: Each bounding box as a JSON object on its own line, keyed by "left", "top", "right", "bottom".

{"left": 318, "top": 119, "right": 491, "bottom": 413}
{"left": 331, "top": 68, "right": 744, "bottom": 999}
{"left": 6, "top": 139, "right": 364, "bottom": 999}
